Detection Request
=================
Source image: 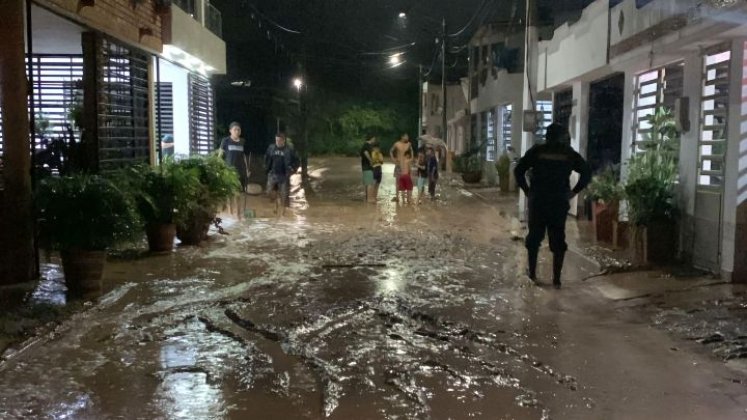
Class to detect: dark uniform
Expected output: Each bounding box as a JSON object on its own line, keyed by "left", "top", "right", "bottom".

{"left": 265, "top": 142, "right": 298, "bottom": 207}
{"left": 514, "top": 124, "right": 591, "bottom": 288}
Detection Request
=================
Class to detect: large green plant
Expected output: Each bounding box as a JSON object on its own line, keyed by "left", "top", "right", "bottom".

{"left": 174, "top": 154, "right": 240, "bottom": 222}
{"left": 36, "top": 175, "right": 141, "bottom": 251}
{"left": 624, "top": 107, "right": 680, "bottom": 225}
{"left": 122, "top": 159, "right": 202, "bottom": 226}
{"left": 454, "top": 154, "right": 483, "bottom": 173}
{"left": 588, "top": 166, "right": 624, "bottom": 204}
{"left": 495, "top": 153, "right": 511, "bottom": 177}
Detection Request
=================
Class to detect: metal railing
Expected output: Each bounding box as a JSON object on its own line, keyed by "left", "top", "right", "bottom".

{"left": 173, "top": 0, "right": 197, "bottom": 17}
{"left": 206, "top": 3, "right": 222, "bottom": 38}
{"left": 172, "top": 0, "right": 222, "bottom": 38}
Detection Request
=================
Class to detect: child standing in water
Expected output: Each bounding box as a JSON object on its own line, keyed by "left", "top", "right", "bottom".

{"left": 416, "top": 149, "right": 428, "bottom": 204}
{"left": 398, "top": 150, "right": 414, "bottom": 205}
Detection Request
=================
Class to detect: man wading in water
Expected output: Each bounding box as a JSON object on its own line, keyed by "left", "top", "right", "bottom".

{"left": 219, "top": 122, "right": 250, "bottom": 219}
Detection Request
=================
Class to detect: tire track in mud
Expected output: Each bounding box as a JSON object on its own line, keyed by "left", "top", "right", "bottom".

{"left": 214, "top": 295, "right": 578, "bottom": 418}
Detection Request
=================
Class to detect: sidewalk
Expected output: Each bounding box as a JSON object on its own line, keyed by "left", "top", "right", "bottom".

{"left": 463, "top": 181, "right": 747, "bottom": 369}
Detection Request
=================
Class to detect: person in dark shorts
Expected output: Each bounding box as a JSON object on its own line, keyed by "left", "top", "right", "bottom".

{"left": 219, "top": 122, "right": 250, "bottom": 218}
{"left": 360, "top": 134, "right": 377, "bottom": 203}
{"left": 371, "top": 141, "right": 384, "bottom": 200}
{"left": 265, "top": 132, "right": 296, "bottom": 213}
{"left": 426, "top": 146, "right": 439, "bottom": 199}
{"left": 514, "top": 123, "right": 591, "bottom": 289}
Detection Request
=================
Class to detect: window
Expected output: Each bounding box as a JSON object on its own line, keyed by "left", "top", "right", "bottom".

{"left": 632, "top": 61, "right": 683, "bottom": 152}
{"left": 98, "top": 39, "right": 151, "bottom": 171}
{"left": 501, "top": 105, "right": 512, "bottom": 150}
{"left": 698, "top": 47, "right": 731, "bottom": 188}
{"left": 188, "top": 73, "right": 216, "bottom": 155}
{"left": 486, "top": 110, "right": 496, "bottom": 162}
{"left": 535, "top": 101, "right": 553, "bottom": 143}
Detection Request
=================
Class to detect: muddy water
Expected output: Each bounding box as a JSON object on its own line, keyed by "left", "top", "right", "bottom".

{"left": 0, "top": 157, "right": 745, "bottom": 419}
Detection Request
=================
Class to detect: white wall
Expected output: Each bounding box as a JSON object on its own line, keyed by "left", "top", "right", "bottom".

{"left": 536, "top": 0, "right": 609, "bottom": 91}
{"left": 610, "top": 0, "right": 701, "bottom": 47}
{"left": 169, "top": 5, "right": 227, "bottom": 74}
{"left": 158, "top": 58, "right": 190, "bottom": 156}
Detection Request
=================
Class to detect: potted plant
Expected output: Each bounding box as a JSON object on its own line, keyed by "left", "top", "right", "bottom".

{"left": 36, "top": 175, "right": 141, "bottom": 298}
{"left": 623, "top": 107, "right": 680, "bottom": 264}
{"left": 587, "top": 166, "right": 624, "bottom": 243}
{"left": 123, "top": 160, "right": 201, "bottom": 253}
{"left": 454, "top": 154, "right": 483, "bottom": 183}
{"left": 495, "top": 153, "right": 512, "bottom": 192}
{"left": 174, "top": 154, "right": 240, "bottom": 245}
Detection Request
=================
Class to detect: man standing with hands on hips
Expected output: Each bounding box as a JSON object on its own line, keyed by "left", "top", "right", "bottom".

{"left": 514, "top": 123, "right": 591, "bottom": 289}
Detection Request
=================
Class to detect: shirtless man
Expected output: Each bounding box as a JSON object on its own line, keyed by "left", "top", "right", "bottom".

{"left": 389, "top": 133, "right": 413, "bottom": 203}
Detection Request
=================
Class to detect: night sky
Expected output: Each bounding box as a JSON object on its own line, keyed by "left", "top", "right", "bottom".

{"left": 210, "top": 0, "right": 592, "bottom": 147}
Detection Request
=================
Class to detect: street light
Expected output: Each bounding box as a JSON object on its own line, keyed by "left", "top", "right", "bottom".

{"left": 388, "top": 53, "right": 405, "bottom": 68}
{"left": 398, "top": 11, "right": 407, "bottom": 18}
{"left": 293, "top": 77, "right": 303, "bottom": 90}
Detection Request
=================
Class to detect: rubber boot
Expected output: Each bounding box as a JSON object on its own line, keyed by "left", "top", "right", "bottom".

{"left": 552, "top": 251, "right": 565, "bottom": 289}
{"left": 527, "top": 248, "right": 538, "bottom": 283}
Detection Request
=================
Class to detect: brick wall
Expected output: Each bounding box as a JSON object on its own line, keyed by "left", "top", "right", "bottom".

{"left": 35, "top": 0, "right": 163, "bottom": 53}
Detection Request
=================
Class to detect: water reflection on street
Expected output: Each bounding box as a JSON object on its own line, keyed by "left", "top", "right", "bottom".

{"left": 0, "top": 157, "right": 744, "bottom": 419}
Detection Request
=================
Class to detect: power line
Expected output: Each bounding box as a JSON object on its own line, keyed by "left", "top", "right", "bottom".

{"left": 448, "top": 0, "right": 492, "bottom": 38}
{"left": 242, "top": 0, "right": 302, "bottom": 34}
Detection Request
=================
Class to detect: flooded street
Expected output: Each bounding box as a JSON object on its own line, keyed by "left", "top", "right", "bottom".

{"left": 1, "top": 157, "right": 745, "bottom": 419}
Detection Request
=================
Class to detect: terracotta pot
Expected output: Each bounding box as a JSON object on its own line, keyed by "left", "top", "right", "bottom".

{"left": 630, "top": 220, "right": 677, "bottom": 266}
{"left": 60, "top": 249, "right": 106, "bottom": 299}
{"left": 146, "top": 223, "right": 176, "bottom": 253}
{"left": 461, "top": 171, "right": 482, "bottom": 184}
{"left": 177, "top": 214, "right": 213, "bottom": 246}
{"left": 499, "top": 174, "right": 510, "bottom": 192}
{"left": 592, "top": 201, "right": 619, "bottom": 243}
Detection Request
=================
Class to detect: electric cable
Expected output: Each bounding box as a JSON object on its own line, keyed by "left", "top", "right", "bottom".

{"left": 448, "top": 0, "right": 492, "bottom": 38}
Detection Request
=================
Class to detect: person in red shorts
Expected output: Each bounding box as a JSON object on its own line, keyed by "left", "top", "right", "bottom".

{"left": 397, "top": 150, "right": 414, "bottom": 205}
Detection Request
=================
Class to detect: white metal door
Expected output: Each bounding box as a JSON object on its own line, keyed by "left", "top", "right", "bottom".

{"left": 693, "top": 47, "right": 730, "bottom": 272}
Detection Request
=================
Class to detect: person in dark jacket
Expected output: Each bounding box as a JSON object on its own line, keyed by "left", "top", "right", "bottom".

{"left": 265, "top": 132, "right": 298, "bottom": 209}
{"left": 514, "top": 123, "right": 591, "bottom": 288}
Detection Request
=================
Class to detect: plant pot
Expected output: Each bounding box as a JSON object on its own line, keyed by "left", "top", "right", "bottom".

{"left": 177, "top": 213, "right": 213, "bottom": 245}
{"left": 461, "top": 171, "right": 482, "bottom": 184}
{"left": 613, "top": 220, "right": 629, "bottom": 250}
{"left": 60, "top": 249, "right": 106, "bottom": 299}
{"left": 592, "top": 201, "right": 619, "bottom": 243}
{"left": 630, "top": 220, "right": 677, "bottom": 266}
{"left": 146, "top": 223, "right": 176, "bottom": 253}
{"left": 499, "top": 174, "right": 510, "bottom": 192}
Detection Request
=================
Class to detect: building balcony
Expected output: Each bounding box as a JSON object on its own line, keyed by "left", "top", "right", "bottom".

{"left": 164, "top": 0, "right": 226, "bottom": 75}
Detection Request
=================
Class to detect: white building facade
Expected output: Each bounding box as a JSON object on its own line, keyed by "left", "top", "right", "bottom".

{"left": 531, "top": 0, "right": 747, "bottom": 281}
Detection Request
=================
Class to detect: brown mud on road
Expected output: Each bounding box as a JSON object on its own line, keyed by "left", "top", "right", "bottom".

{"left": 0, "top": 157, "right": 744, "bottom": 419}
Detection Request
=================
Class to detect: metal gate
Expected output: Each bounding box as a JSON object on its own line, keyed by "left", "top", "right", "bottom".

{"left": 693, "top": 45, "right": 731, "bottom": 272}
{"left": 188, "top": 73, "right": 215, "bottom": 155}
{"left": 98, "top": 38, "right": 151, "bottom": 171}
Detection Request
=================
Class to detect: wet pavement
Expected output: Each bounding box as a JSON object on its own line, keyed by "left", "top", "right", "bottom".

{"left": 1, "top": 157, "right": 746, "bottom": 419}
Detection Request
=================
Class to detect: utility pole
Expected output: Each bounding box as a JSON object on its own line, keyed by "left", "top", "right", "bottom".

{"left": 417, "top": 64, "right": 423, "bottom": 140}
{"left": 441, "top": 18, "right": 447, "bottom": 144}
{"left": 0, "top": 0, "right": 35, "bottom": 285}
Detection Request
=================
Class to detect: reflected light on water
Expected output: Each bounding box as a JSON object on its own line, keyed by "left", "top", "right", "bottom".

{"left": 379, "top": 267, "right": 405, "bottom": 294}
{"left": 158, "top": 337, "right": 226, "bottom": 419}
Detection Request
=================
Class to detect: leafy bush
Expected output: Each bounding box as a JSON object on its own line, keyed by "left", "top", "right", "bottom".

{"left": 454, "top": 154, "right": 483, "bottom": 173}
{"left": 495, "top": 153, "right": 511, "bottom": 177}
{"left": 587, "top": 166, "right": 624, "bottom": 204}
{"left": 121, "top": 159, "right": 202, "bottom": 226}
{"left": 173, "top": 154, "right": 240, "bottom": 225}
{"left": 624, "top": 107, "right": 680, "bottom": 225}
{"left": 36, "top": 175, "right": 141, "bottom": 251}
